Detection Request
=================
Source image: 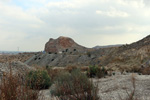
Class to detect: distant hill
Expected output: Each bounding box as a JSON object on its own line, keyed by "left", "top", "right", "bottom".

{"left": 0, "top": 51, "right": 23, "bottom": 55}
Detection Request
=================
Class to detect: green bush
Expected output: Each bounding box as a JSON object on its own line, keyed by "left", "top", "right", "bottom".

{"left": 87, "top": 66, "right": 106, "bottom": 78}
{"left": 27, "top": 70, "right": 51, "bottom": 89}
{"left": 51, "top": 69, "right": 99, "bottom": 100}
{"left": 88, "top": 65, "right": 99, "bottom": 77}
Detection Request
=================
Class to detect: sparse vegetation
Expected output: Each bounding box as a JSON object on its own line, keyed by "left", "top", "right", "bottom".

{"left": 130, "top": 66, "right": 141, "bottom": 73}
{"left": 0, "top": 64, "right": 148, "bottom": 100}
{"left": 47, "top": 67, "right": 65, "bottom": 82}
{"left": 65, "top": 65, "right": 78, "bottom": 73}
{"left": 0, "top": 69, "right": 42, "bottom": 100}
{"left": 51, "top": 69, "right": 99, "bottom": 100}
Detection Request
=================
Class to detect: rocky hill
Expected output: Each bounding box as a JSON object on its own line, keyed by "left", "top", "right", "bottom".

{"left": 26, "top": 36, "right": 93, "bottom": 67}
{"left": 45, "top": 36, "right": 87, "bottom": 53}
{"left": 26, "top": 35, "right": 150, "bottom": 71}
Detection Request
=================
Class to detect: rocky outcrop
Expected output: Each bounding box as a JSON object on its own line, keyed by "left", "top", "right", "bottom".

{"left": 44, "top": 36, "right": 86, "bottom": 53}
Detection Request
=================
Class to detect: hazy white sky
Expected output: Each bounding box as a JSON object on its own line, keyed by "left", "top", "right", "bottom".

{"left": 0, "top": 0, "right": 150, "bottom": 51}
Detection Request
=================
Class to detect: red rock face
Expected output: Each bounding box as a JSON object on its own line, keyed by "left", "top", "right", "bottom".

{"left": 44, "top": 36, "right": 82, "bottom": 53}
{"left": 58, "top": 37, "right": 74, "bottom": 48}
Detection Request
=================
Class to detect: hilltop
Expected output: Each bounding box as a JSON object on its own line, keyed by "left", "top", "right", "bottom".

{"left": 45, "top": 36, "right": 87, "bottom": 54}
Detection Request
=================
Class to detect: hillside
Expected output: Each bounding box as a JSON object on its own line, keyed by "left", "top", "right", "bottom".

{"left": 99, "top": 35, "right": 150, "bottom": 72}
{"left": 26, "top": 35, "right": 150, "bottom": 72}
{"left": 93, "top": 44, "right": 122, "bottom": 49}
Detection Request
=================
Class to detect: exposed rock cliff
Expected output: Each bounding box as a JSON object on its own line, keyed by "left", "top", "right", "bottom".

{"left": 45, "top": 36, "right": 86, "bottom": 53}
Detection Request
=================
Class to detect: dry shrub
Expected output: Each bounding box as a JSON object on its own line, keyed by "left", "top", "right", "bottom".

{"left": 141, "top": 67, "right": 150, "bottom": 75}
{"left": 87, "top": 66, "right": 106, "bottom": 78}
{"left": 51, "top": 69, "right": 99, "bottom": 100}
{"left": 47, "top": 68, "right": 66, "bottom": 82}
{"left": 65, "top": 65, "right": 78, "bottom": 73}
{"left": 46, "top": 66, "right": 89, "bottom": 82}
{"left": 80, "top": 66, "right": 89, "bottom": 72}
{"left": 32, "top": 65, "right": 45, "bottom": 70}
{"left": 0, "top": 68, "right": 43, "bottom": 100}
{"left": 65, "top": 66, "right": 89, "bottom": 73}
{"left": 130, "top": 66, "right": 141, "bottom": 73}
{"left": 111, "top": 57, "right": 125, "bottom": 63}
